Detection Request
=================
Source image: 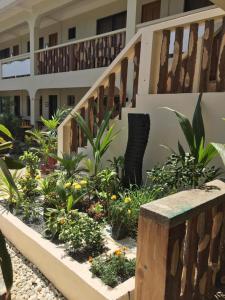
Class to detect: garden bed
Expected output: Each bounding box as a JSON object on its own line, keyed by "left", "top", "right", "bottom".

{"left": 0, "top": 205, "right": 135, "bottom": 300}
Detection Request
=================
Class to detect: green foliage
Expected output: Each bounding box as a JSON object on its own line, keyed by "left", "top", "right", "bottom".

{"left": 147, "top": 154, "right": 220, "bottom": 194}
{"left": 0, "top": 170, "right": 20, "bottom": 206}
{"left": 19, "top": 151, "right": 40, "bottom": 178}
{"left": 74, "top": 111, "right": 119, "bottom": 175}
{"left": 163, "top": 94, "right": 217, "bottom": 166}
{"left": 90, "top": 249, "right": 135, "bottom": 287}
{"left": 109, "top": 187, "right": 159, "bottom": 238}
{"left": 0, "top": 232, "right": 13, "bottom": 295}
{"left": 0, "top": 112, "right": 20, "bottom": 138}
{"left": 58, "top": 210, "right": 104, "bottom": 255}
{"left": 52, "top": 152, "right": 87, "bottom": 178}
{"left": 108, "top": 156, "right": 124, "bottom": 180}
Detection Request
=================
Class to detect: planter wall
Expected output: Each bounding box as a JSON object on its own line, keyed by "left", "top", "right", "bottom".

{"left": 0, "top": 206, "right": 134, "bottom": 300}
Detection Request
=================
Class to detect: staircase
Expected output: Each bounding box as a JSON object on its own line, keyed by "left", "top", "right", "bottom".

{"left": 58, "top": 6, "right": 225, "bottom": 158}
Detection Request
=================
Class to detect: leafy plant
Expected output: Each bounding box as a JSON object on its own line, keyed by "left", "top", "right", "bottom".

{"left": 163, "top": 94, "right": 217, "bottom": 166}
{"left": 147, "top": 154, "right": 220, "bottom": 193}
{"left": 0, "top": 232, "right": 13, "bottom": 299}
{"left": 0, "top": 170, "right": 20, "bottom": 209}
{"left": 52, "top": 152, "right": 87, "bottom": 179}
{"left": 74, "top": 111, "right": 119, "bottom": 175}
{"left": 58, "top": 210, "right": 104, "bottom": 255}
{"left": 19, "top": 151, "right": 40, "bottom": 178}
{"left": 90, "top": 248, "right": 135, "bottom": 287}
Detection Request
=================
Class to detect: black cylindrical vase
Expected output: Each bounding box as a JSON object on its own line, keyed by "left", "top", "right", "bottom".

{"left": 123, "top": 113, "right": 150, "bottom": 187}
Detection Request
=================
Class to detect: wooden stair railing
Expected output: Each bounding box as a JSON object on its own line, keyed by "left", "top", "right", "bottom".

{"left": 135, "top": 180, "right": 225, "bottom": 300}
{"left": 58, "top": 30, "right": 142, "bottom": 155}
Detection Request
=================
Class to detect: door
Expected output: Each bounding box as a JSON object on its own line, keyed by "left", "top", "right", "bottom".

{"left": 141, "top": 1, "right": 161, "bottom": 23}
{"left": 49, "top": 33, "right": 58, "bottom": 47}
{"left": 14, "top": 96, "right": 20, "bottom": 117}
{"left": 48, "top": 95, "right": 58, "bottom": 119}
{"left": 12, "top": 45, "right": 19, "bottom": 56}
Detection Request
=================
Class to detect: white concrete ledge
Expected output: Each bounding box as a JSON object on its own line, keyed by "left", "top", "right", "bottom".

{"left": 0, "top": 206, "right": 134, "bottom": 300}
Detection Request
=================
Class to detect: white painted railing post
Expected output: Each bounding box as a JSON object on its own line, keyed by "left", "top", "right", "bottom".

{"left": 137, "top": 29, "right": 155, "bottom": 95}
{"left": 28, "top": 16, "right": 40, "bottom": 76}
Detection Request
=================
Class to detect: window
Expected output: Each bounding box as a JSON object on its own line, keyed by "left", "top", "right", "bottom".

{"left": 49, "top": 33, "right": 58, "bottom": 47}
{"left": 67, "top": 95, "right": 75, "bottom": 106}
{"left": 14, "top": 96, "right": 20, "bottom": 117}
{"left": 68, "top": 27, "right": 76, "bottom": 40}
{"left": 12, "top": 45, "right": 19, "bottom": 56}
{"left": 27, "top": 41, "right": 30, "bottom": 53}
{"left": 39, "top": 37, "right": 44, "bottom": 50}
{"left": 27, "top": 96, "right": 30, "bottom": 116}
{"left": 184, "top": 0, "right": 213, "bottom": 12}
{"left": 141, "top": 1, "right": 161, "bottom": 23}
{"left": 0, "top": 48, "right": 10, "bottom": 59}
{"left": 97, "top": 11, "right": 127, "bottom": 35}
{"left": 39, "top": 96, "right": 43, "bottom": 116}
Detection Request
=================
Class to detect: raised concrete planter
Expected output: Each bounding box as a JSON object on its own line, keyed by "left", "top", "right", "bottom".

{"left": 0, "top": 206, "right": 134, "bottom": 300}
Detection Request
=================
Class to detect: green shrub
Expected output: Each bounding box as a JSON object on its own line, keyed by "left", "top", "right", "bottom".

{"left": 19, "top": 151, "right": 40, "bottom": 178}
{"left": 59, "top": 211, "right": 104, "bottom": 255}
{"left": 147, "top": 153, "right": 220, "bottom": 194}
{"left": 90, "top": 249, "right": 135, "bottom": 287}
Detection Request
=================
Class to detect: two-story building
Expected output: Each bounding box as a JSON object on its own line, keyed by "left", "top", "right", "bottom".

{"left": 0, "top": 0, "right": 213, "bottom": 127}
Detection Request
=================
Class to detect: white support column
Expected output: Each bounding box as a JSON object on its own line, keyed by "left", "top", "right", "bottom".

{"left": 29, "top": 89, "right": 37, "bottom": 127}
{"left": 126, "top": 0, "right": 138, "bottom": 44}
{"left": 28, "top": 16, "right": 40, "bottom": 77}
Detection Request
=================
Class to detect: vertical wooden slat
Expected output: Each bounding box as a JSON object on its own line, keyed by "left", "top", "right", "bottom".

{"left": 70, "top": 118, "right": 78, "bottom": 153}
{"left": 80, "top": 107, "right": 86, "bottom": 147}
{"left": 167, "top": 27, "right": 184, "bottom": 93}
{"left": 207, "top": 204, "right": 224, "bottom": 298}
{"left": 108, "top": 73, "right": 116, "bottom": 112}
{"left": 132, "top": 41, "right": 141, "bottom": 107}
{"left": 194, "top": 210, "right": 213, "bottom": 300}
{"left": 181, "top": 217, "right": 198, "bottom": 300}
{"left": 183, "top": 23, "right": 199, "bottom": 93}
{"left": 218, "top": 204, "right": 225, "bottom": 286}
{"left": 199, "top": 20, "right": 214, "bottom": 92}
{"left": 217, "top": 18, "right": 225, "bottom": 92}
{"left": 157, "top": 30, "right": 170, "bottom": 94}
{"left": 119, "top": 57, "right": 128, "bottom": 119}
{"left": 88, "top": 97, "right": 95, "bottom": 136}
{"left": 98, "top": 85, "right": 105, "bottom": 125}
{"left": 165, "top": 223, "right": 185, "bottom": 300}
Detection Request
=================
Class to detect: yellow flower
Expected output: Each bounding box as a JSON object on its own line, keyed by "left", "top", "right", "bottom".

{"left": 59, "top": 218, "right": 65, "bottom": 225}
{"left": 124, "top": 197, "right": 131, "bottom": 204}
{"left": 74, "top": 184, "right": 82, "bottom": 190}
{"left": 111, "top": 195, "right": 117, "bottom": 201}
{"left": 72, "top": 182, "right": 79, "bottom": 187}
{"left": 88, "top": 256, "right": 93, "bottom": 263}
{"left": 80, "top": 180, "right": 87, "bottom": 186}
{"left": 127, "top": 209, "right": 131, "bottom": 215}
{"left": 35, "top": 175, "right": 41, "bottom": 180}
{"left": 114, "top": 249, "right": 122, "bottom": 257}
{"left": 64, "top": 182, "right": 71, "bottom": 189}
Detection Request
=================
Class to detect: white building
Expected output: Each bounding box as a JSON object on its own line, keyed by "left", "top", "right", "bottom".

{"left": 0, "top": 0, "right": 213, "bottom": 127}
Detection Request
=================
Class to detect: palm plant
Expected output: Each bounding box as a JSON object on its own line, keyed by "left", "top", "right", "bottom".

{"left": 212, "top": 120, "right": 225, "bottom": 167}
{"left": 163, "top": 93, "right": 218, "bottom": 167}
{"left": 74, "top": 111, "right": 119, "bottom": 175}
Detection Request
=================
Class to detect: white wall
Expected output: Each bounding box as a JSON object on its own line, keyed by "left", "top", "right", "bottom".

{"left": 83, "top": 93, "right": 225, "bottom": 176}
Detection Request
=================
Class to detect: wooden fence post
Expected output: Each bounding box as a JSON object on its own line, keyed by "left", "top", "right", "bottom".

{"left": 135, "top": 180, "right": 225, "bottom": 300}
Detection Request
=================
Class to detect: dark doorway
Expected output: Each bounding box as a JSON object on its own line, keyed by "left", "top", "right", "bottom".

{"left": 49, "top": 95, "right": 58, "bottom": 119}
{"left": 97, "top": 11, "right": 127, "bottom": 35}
{"left": 141, "top": 1, "right": 161, "bottom": 23}
{"left": 12, "top": 45, "right": 19, "bottom": 56}
{"left": 49, "top": 33, "right": 58, "bottom": 47}
{"left": 184, "top": 0, "right": 213, "bottom": 12}
{"left": 14, "top": 96, "right": 20, "bottom": 117}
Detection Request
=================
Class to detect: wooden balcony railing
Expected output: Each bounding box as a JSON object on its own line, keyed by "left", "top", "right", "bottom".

{"left": 135, "top": 180, "right": 225, "bottom": 300}
{"left": 36, "top": 29, "right": 126, "bottom": 75}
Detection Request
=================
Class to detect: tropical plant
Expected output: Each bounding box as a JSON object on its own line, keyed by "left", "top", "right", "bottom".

{"left": 74, "top": 111, "right": 119, "bottom": 175}
{"left": 0, "top": 170, "right": 20, "bottom": 209}
{"left": 163, "top": 93, "right": 217, "bottom": 166}
{"left": 0, "top": 231, "right": 13, "bottom": 300}
{"left": 90, "top": 248, "right": 135, "bottom": 287}
{"left": 19, "top": 151, "right": 40, "bottom": 178}
{"left": 52, "top": 152, "right": 87, "bottom": 178}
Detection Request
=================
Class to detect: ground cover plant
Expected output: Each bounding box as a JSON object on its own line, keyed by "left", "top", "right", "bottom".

{"left": 0, "top": 98, "right": 221, "bottom": 288}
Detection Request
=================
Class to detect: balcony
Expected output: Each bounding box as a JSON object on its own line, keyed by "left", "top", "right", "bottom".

{"left": 35, "top": 29, "right": 126, "bottom": 75}
{"left": 1, "top": 53, "right": 30, "bottom": 79}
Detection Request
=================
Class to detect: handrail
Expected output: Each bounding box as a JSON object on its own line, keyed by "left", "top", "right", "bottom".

{"left": 1, "top": 53, "right": 30, "bottom": 64}
{"left": 58, "top": 30, "right": 142, "bottom": 129}
{"left": 35, "top": 28, "right": 126, "bottom": 54}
